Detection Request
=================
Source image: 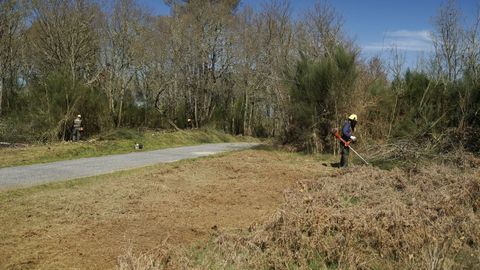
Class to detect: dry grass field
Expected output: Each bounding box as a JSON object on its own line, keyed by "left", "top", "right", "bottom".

{"left": 0, "top": 148, "right": 328, "bottom": 269}
{"left": 1, "top": 147, "right": 479, "bottom": 269}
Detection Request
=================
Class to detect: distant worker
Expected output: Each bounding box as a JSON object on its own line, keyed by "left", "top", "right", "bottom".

{"left": 187, "top": 118, "right": 193, "bottom": 129}
{"left": 72, "top": 114, "right": 83, "bottom": 141}
{"left": 339, "top": 114, "right": 358, "bottom": 167}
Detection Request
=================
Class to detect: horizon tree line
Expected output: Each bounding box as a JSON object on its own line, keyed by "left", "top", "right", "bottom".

{"left": 0, "top": 0, "right": 478, "bottom": 153}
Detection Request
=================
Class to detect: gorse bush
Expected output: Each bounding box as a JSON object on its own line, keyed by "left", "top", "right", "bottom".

{"left": 385, "top": 70, "right": 480, "bottom": 152}
{"left": 285, "top": 47, "right": 357, "bottom": 153}
{"left": 24, "top": 72, "right": 111, "bottom": 141}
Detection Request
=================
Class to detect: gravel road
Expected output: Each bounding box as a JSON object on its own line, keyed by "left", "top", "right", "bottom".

{"left": 0, "top": 143, "right": 260, "bottom": 189}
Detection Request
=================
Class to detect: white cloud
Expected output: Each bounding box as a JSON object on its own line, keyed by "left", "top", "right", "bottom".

{"left": 385, "top": 30, "right": 431, "bottom": 40}
{"left": 363, "top": 29, "right": 434, "bottom": 52}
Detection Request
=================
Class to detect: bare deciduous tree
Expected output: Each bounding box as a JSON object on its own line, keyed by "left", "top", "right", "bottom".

{"left": 432, "top": 0, "right": 463, "bottom": 82}
{"left": 0, "top": 0, "right": 26, "bottom": 115}
{"left": 100, "top": 0, "right": 147, "bottom": 127}
{"left": 30, "top": 0, "right": 98, "bottom": 137}
{"left": 301, "top": 0, "right": 343, "bottom": 58}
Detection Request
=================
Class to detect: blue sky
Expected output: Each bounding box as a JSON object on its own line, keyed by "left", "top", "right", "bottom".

{"left": 139, "top": 0, "right": 478, "bottom": 68}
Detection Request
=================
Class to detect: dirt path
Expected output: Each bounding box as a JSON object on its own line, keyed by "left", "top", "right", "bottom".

{"left": 0, "top": 149, "right": 330, "bottom": 269}
{"left": 0, "top": 143, "right": 259, "bottom": 189}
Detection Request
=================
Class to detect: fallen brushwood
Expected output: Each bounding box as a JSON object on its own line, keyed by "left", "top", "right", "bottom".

{"left": 0, "top": 142, "right": 28, "bottom": 148}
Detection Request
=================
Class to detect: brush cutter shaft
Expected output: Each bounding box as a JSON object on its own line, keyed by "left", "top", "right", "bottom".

{"left": 346, "top": 145, "right": 369, "bottom": 165}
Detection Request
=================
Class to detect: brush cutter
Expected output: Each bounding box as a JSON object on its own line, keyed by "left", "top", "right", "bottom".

{"left": 334, "top": 131, "right": 369, "bottom": 165}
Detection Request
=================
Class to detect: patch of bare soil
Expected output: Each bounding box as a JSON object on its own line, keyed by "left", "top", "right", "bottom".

{"left": 0, "top": 150, "right": 327, "bottom": 269}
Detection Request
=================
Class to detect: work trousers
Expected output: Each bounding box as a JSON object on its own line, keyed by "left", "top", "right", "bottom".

{"left": 340, "top": 145, "right": 350, "bottom": 167}
{"left": 72, "top": 128, "right": 81, "bottom": 141}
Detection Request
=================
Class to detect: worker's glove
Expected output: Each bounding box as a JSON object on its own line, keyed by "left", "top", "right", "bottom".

{"left": 344, "top": 141, "right": 351, "bottom": 147}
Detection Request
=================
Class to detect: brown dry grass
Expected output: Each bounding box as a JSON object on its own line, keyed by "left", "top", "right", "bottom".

{"left": 0, "top": 149, "right": 328, "bottom": 269}
{"left": 165, "top": 158, "right": 479, "bottom": 269}
{"left": 2, "top": 148, "right": 478, "bottom": 270}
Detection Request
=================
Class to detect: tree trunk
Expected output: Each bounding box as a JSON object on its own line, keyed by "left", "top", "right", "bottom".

{"left": 117, "top": 85, "right": 125, "bottom": 128}
{"left": 117, "top": 99, "right": 123, "bottom": 128}
{"left": 0, "top": 79, "right": 3, "bottom": 116}
{"left": 167, "top": 119, "right": 181, "bottom": 131}
{"left": 248, "top": 100, "right": 254, "bottom": 136}
{"left": 243, "top": 89, "right": 248, "bottom": 135}
{"left": 194, "top": 96, "right": 198, "bottom": 128}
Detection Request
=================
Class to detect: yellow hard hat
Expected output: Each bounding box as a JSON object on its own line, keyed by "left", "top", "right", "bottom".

{"left": 348, "top": 114, "right": 357, "bottom": 121}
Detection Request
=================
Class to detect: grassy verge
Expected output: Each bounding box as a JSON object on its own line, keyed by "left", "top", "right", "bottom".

{"left": 0, "top": 129, "right": 257, "bottom": 168}
{"left": 0, "top": 149, "right": 322, "bottom": 269}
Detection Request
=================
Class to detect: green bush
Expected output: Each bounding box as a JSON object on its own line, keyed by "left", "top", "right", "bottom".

{"left": 285, "top": 47, "right": 357, "bottom": 152}
{"left": 1, "top": 71, "right": 111, "bottom": 142}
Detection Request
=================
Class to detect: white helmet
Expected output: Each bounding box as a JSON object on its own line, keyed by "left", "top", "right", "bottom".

{"left": 77, "top": 114, "right": 82, "bottom": 118}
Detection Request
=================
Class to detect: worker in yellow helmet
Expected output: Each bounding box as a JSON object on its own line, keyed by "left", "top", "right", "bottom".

{"left": 340, "top": 114, "right": 358, "bottom": 167}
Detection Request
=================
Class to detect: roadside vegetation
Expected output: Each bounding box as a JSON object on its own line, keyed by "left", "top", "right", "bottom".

{"left": 0, "top": 129, "right": 256, "bottom": 168}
